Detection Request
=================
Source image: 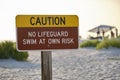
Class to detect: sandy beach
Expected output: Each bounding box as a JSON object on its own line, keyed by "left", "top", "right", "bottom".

{"left": 0, "top": 47, "right": 120, "bottom": 80}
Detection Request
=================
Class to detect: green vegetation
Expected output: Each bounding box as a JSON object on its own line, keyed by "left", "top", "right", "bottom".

{"left": 0, "top": 41, "right": 14, "bottom": 59}
{"left": 96, "top": 39, "right": 120, "bottom": 49}
{"left": 0, "top": 41, "right": 29, "bottom": 61}
{"left": 12, "top": 49, "right": 29, "bottom": 61}
{"left": 117, "top": 35, "right": 120, "bottom": 38}
{"left": 80, "top": 38, "right": 120, "bottom": 49}
{"left": 80, "top": 40, "right": 100, "bottom": 48}
{"left": 107, "top": 57, "right": 120, "bottom": 60}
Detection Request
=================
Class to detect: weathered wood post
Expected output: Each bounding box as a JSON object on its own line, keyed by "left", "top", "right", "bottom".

{"left": 41, "top": 51, "right": 52, "bottom": 80}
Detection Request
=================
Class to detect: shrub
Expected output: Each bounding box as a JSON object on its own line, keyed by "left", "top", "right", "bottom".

{"left": 0, "top": 41, "right": 14, "bottom": 59}
{"left": 0, "top": 41, "right": 29, "bottom": 61}
{"left": 80, "top": 40, "right": 100, "bottom": 48}
{"left": 12, "top": 49, "right": 29, "bottom": 61}
{"left": 96, "top": 39, "right": 120, "bottom": 49}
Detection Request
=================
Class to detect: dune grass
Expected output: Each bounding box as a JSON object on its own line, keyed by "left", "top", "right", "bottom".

{"left": 107, "top": 57, "right": 120, "bottom": 60}
{"left": 80, "top": 38, "right": 120, "bottom": 49}
{"left": 0, "top": 41, "right": 14, "bottom": 59}
{"left": 0, "top": 41, "right": 29, "bottom": 61}
{"left": 80, "top": 40, "right": 100, "bottom": 48}
{"left": 96, "top": 39, "right": 120, "bottom": 49}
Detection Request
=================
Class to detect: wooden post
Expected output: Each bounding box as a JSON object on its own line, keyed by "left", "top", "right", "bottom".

{"left": 41, "top": 51, "right": 52, "bottom": 80}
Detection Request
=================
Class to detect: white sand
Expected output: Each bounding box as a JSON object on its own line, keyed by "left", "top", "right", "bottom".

{"left": 0, "top": 47, "right": 120, "bottom": 80}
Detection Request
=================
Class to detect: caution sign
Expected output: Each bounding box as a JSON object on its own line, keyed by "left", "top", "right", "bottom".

{"left": 16, "top": 15, "right": 79, "bottom": 50}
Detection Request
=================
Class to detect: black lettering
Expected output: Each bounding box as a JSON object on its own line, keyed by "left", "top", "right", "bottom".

{"left": 47, "top": 17, "right": 51, "bottom": 25}
{"left": 60, "top": 17, "right": 65, "bottom": 25}
{"left": 55, "top": 17, "right": 59, "bottom": 25}
{"left": 30, "top": 16, "right": 66, "bottom": 26}
{"left": 30, "top": 17, "right": 35, "bottom": 25}
{"left": 42, "top": 17, "right": 47, "bottom": 25}
{"left": 52, "top": 17, "right": 55, "bottom": 25}
{"left": 36, "top": 17, "right": 41, "bottom": 25}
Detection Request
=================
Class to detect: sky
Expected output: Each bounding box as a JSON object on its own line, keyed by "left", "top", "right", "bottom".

{"left": 0, "top": 0, "right": 120, "bottom": 41}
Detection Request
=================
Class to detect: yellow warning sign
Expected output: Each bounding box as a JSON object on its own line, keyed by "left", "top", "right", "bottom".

{"left": 16, "top": 15, "right": 78, "bottom": 27}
